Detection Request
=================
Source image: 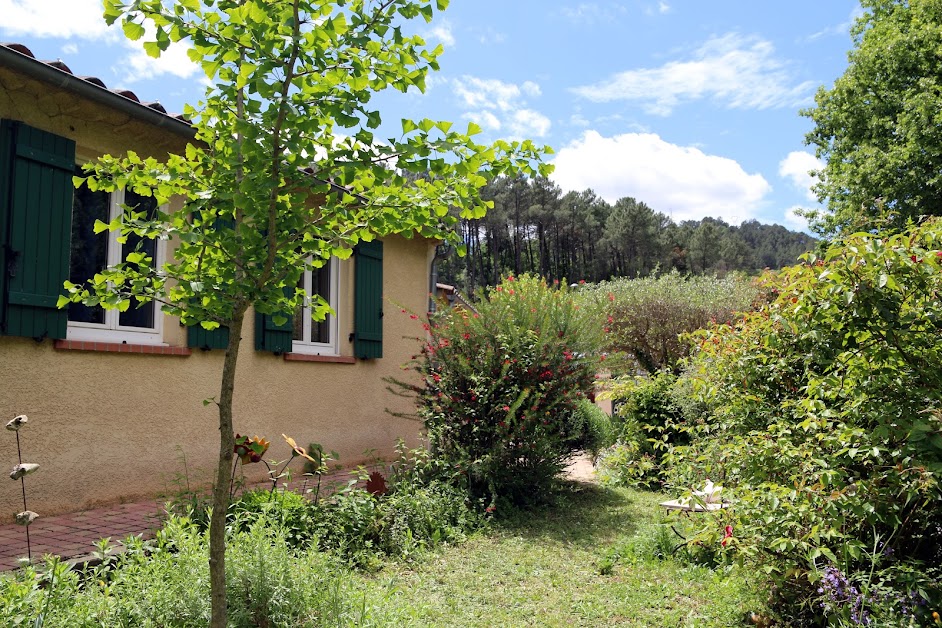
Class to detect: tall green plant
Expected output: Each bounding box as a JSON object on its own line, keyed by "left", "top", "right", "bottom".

{"left": 403, "top": 274, "right": 603, "bottom": 504}
{"left": 62, "top": 1, "right": 551, "bottom": 624}
{"left": 585, "top": 270, "right": 758, "bottom": 374}
{"left": 672, "top": 220, "right": 942, "bottom": 623}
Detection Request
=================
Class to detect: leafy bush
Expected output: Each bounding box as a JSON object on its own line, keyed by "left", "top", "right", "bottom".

{"left": 584, "top": 270, "right": 758, "bottom": 374}
{"left": 670, "top": 221, "right": 942, "bottom": 624}
{"left": 230, "top": 488, "right": 314, "bottom": 549}
{"left": 597, "top": 372, "right": 689, "bottom": 488}
{"left": 0, "top": 517, "right": 386, "bottom": 627}
{"left": 569, "top": 398, "right": 616, "bottom": 457}
{"left": 405, "top": 273, "right": 604, "bottom": 505}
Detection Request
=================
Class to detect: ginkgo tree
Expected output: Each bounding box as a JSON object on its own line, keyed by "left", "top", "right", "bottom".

{"left": 61, "top": 0, "right": 552, "bottom": 624}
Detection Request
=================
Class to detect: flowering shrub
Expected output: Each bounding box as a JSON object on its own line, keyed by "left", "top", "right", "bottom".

{"left": 409, "top": 274, "right": 604, "bottom": 505}
{"left": 670, "top": 220, "right": 942, "bottom": 624}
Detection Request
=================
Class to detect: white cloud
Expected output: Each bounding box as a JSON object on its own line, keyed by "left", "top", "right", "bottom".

{"left": 452, "top": 75, "right": 551, "bottom": 138}
{"left": 658, "top": 2, "right": 671, "bottom": 14}
{"left": 779, "top": 150, "right": 821, "bottom": 201}
{"left": 508, "top": 109, "right": 551, "bottom": 138}
{"left": 117, "top": 24, "right": 200, "bottom": 84}
{"left": 558, "top": 3, "right": 628, "bottom": 25}
{"left": 476, "top": 27, "right": 505, "bottom": 45}
{"left": 453, "top": 76, "right": 524, "bottom": 111}
{"left": 551, "top": 130, "right": 771, "bottom": 222}
{"left": 806, "top": 6, "right": 864, "bottom": 41}
{"left": 521, "top": 81, "right": 541, "bottom": 98}
{"left": 121, "top": 44, "right": 200, "bottom": 83}
{"left": 465, "top": 110, "right": 502, "bottom": 132}
{"left": 425, "top": 19, "right": 455, "bottom": 47}
{"left": 783, "top": 205, "right": 812, "bottom": 231}
{"left": 61, "top": 43, "right": 79, "bottom": 55}
{"left": 569, "top": 112, "right": 590, "bottom": 127}
{"left": 0, "top": 0, "right": 113, "bottom": 39}
{"left": 572, "top": 33, "right": 816, "bottom": 115}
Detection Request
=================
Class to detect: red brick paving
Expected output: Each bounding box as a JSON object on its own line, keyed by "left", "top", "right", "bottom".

{"left": 0, "top": 499, "right": 164, "bottom": 571}
{"left": 0, "top": 468, "right": 377, "bottom": 572}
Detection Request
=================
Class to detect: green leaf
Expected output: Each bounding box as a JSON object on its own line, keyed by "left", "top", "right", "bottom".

{"left": 122, "top": 20, "right": 145, "bottom": 41}
{"left": 467, "top": 121, "right": 482, "bottom": 136}
{"left": 143, "top": 40, "right": 162, "bottom": 59}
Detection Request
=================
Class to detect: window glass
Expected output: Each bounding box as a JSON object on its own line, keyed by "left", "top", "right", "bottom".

{"left": 66, "top": 175, "right": 162, "bottom": 340}
{"left": 118, "top": 190, "right": 157, "bottom": 329}
{"left": 68, "top": 175, "right": 108, "bottom": 324}
{"left": 291, "top": 259, "right": 336, "bottom": 352}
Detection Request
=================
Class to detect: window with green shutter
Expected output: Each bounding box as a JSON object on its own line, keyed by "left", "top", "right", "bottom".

{"left": 353, "top": 240, "right": 383, "bottom": 359}
{"left": 0, "top": 120, "right": 75, "bottom": 340}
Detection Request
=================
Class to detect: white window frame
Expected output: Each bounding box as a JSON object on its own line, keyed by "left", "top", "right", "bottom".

{"left": 67, "top": 188, "right": 166, "bottom": 345}
{"left": 291, "top": 257, "right": 340, "bottom": 356}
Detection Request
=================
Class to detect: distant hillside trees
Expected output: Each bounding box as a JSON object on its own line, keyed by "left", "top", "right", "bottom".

{"left": 438, "top": 176, "right": 817, "bottom": 295}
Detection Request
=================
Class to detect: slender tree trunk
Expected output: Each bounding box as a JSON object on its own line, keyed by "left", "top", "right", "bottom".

{"left": 210, "top": 304, "right": 248, "bottom": 628}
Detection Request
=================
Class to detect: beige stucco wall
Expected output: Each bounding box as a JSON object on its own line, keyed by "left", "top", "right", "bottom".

{"left": 0, "top": 57, "right": 434, "bottom": 519}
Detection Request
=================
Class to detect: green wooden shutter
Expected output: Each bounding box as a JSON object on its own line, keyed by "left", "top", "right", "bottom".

{"left": 0, "top": 120, "right": 75, "bottom": 340}
{"left": 188, "top": 324, "right": 230, "bottom": 350}
{"left": 353, "top": 240, "right": 383, "bottom": 359}
{"left": 254, "top": 309, "right": 293, "bottom": 353}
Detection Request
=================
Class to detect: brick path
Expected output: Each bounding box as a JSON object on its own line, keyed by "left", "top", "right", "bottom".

{"left": 0, "top": 499, "right": 164, "bottom": 571}
{"left": 0, "top": 458, "right": 594, "bottom": 572}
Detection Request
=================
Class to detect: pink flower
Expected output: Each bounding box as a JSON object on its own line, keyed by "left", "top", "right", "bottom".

{"left": 502, "top": 405, "right": 510, "bottom": 411}
{"left": 722, "top": 525, "right": 734, "bottom": 547}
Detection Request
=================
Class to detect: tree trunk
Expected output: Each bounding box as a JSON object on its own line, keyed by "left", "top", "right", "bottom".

{"left": 209, "top": 304, "right": 247, "bottom": 628}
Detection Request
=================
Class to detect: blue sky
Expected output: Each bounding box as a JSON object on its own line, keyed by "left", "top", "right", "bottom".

{"left": 1, "top": 1, "right": 864, "bottom": 231}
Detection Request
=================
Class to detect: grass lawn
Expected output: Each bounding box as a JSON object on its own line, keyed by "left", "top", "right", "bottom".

{"left": 356, "top": 482, "right": 770, "bottom": 627}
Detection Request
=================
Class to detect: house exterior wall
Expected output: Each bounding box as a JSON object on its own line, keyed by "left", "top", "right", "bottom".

{"left": 0, "top": 54, "right": 432, "bottom": 519}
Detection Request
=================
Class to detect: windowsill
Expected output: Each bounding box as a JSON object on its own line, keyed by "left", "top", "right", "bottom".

{"left": 54, "top": 340, "right": 192, "bottom": 356}
{"left": 283, "top": 353, "right": 356, "bottom": 364}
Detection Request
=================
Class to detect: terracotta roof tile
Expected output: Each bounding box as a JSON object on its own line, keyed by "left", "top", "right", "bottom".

{"left": 1, "top": 42, "right": 189, "bottom": 126}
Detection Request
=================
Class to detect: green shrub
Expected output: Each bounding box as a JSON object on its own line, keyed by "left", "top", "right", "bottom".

{"left": 0, "top": 516, "right": 387, "bottom": 627}
{"left": 569, "top": 398, "right": 616, "bottom": 457}
{"left": 230, "top": 488, "right": 315, "bottom": 549}
{"left": 404, "top": 273, "right": 604, "bottom": 505}
{"left": 597, "top": 371, "right": 688, "bottom": 488}
{"left": 584, "top": 269, "right": 758, "bottom": 374}
{"left": 670, "top": 220, "right": 942, "bottom": 624}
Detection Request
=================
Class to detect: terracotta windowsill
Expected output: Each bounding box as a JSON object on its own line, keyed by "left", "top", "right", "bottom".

{"left": 283, "top": 353, "right": 356, "bottom": 364}
{"left": 54, "top": 340, "right": 192, "bottom": 356}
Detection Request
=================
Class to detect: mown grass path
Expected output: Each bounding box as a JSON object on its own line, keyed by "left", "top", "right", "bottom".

{"left": 356, "top": 483, "right": 768, "bottom": 627}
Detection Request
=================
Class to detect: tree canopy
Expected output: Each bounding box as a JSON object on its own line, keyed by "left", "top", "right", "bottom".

{"left": 437, "top": 176, "right": 816, "bottom": 296}
{"left": 804, "top": 0, "right": 942, "bottom": 236}
{"left": 64, "top": 1, "right": 551, "bottom": 624}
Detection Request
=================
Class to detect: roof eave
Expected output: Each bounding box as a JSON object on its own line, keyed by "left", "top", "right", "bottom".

{"left": 0, "top": 44, "right": 196, "bottom": 140}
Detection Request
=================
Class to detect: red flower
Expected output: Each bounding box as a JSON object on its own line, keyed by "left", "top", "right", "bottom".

{"left": 502, "top": 405, "right": 510, "bottom": 411}
{"left": 722, "top": 525, "right": 734, "bottom": 547}
{"left": 410, "top": 314, "right": 419, "bottom": 320}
